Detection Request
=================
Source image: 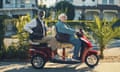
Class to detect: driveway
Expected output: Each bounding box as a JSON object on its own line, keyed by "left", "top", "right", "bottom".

{"left": 0, "top": 62, "right": 120, "bottom": 72}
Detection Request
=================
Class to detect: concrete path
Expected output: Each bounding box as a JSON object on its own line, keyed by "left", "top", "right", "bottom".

{"left": 0, "top": 62, "right": 120, "bottom": 72}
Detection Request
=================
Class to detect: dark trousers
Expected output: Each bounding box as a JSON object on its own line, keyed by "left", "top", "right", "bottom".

{"left": 79, "top": 41, "right": 86, "bottom": 60}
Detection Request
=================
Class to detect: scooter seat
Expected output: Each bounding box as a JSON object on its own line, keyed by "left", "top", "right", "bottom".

{"left": 30, "top": 43, "right": 48, "bottom": 47}
{"left": 57, "top": 41, "right": 73, "bottom": 49}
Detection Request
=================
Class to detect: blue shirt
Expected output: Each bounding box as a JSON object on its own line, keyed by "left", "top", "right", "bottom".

{"left": 56, "top": 20, "right": 76, "bottom": 41}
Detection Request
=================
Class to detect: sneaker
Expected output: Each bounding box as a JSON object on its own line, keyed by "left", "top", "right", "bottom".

{"left": 67, "top": 58, "right": 81, "bottom": 62}
{"left": 71, "top": 58, "right": 81, "bottom": 62}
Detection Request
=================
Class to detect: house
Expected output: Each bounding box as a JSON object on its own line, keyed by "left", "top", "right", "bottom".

{"left": 0, "top": 0, "right": 39, "bottom": 37}
{"left": 73, "top": 0, "right": 120, "bottom": 21}
{"left": 0, "top": 0, "right": 38, "bottom": 18}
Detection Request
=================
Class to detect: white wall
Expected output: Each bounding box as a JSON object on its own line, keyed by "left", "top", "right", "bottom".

{"left": 83, "top": 0, "right": 97, "bottom": 6}
{"left": 97, "top": 0, "right": 102, "bottom": 4}
{"left": 73, "top": 0, "right": 120, "bottom": 6}
{"left": 73, "top": 0, "right": 83, "bottom": 6}
{"left": 98, "top": 0, "right": 120, "bottom": 5}
{"left": 73, "top": 0, "right": 97, "bottom": 6}
{"left": 115, "top": 0, "right": 120, "bottom": 6}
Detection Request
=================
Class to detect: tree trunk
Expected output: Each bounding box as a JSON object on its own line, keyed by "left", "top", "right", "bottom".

{"left": 99, "top": 46, "right": 105, "bottom": 59}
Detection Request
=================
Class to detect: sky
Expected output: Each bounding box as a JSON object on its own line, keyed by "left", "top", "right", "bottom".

{"left": 38, "top": 0, "right": 56, "bottom": 8}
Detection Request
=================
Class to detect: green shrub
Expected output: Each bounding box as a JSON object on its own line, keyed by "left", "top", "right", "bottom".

{"left": 3, "top": 42, "right": 29, "bottom": 59}
{"left": 5, "top": 45, "right": 17, "bottom": 59}
{"left": 0, "top": 51, "right": 3, "bottom": 59}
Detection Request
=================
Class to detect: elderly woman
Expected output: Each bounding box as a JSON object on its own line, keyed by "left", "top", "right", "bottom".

{"left": 55, "top": 13, "right": 82, "bottom": 61}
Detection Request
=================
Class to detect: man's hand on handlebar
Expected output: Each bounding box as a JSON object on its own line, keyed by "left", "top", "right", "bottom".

{"left": 76, "top": 32, "right": 83, "bottom": 37}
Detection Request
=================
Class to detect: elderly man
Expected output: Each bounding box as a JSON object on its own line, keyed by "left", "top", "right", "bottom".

{"left": 55, "top": 13, "right": 82, "bottom": 61}
{"left": 24, "top": 10, "right": 58, "bottom": 56}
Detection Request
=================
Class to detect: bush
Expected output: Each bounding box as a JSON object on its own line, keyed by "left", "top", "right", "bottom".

{"left": 0, "top": 14, "right": 30, "bottom": 60}
{"left": 2, "top": 42, "right": 29, "bottom": 59}
{"left": 4, "top": 45, "right": 17, "bottom": 59}
{"left": 0, "top": 51, "right": 3, "bottom": 59}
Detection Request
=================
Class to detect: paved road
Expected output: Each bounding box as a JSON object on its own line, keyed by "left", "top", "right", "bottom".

{"left": 0, "top": 62, "right": 120, "bottom": 72}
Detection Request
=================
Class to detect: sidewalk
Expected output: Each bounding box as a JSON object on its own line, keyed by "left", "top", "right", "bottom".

{"left": 100, "top": 47, "right": 120, "bottom": 63}
{"left": 93, "top": 63, "right": 120, "bottom": 72}
{"left": 0, "top": 62, "right": 120, "bottom": 72}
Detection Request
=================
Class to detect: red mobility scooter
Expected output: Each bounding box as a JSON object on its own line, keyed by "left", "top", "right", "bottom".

{"left": 28, "top": 29, "right": 99, "bottom": 69}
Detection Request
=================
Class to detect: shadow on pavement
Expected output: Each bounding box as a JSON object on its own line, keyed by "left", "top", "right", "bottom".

{"left": 77, "top": 67, "right": 98, "bottom": 72}
{"left": 0, "top": 62, "right": 98, "bottom": 72}
{"left": 0, "top": 61, "right": 99, "bottom": 72}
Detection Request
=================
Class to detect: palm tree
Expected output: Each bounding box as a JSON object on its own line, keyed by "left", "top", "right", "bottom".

{"left": 14, "top": 14, "right": 31, "bottom": 44}
{"left": 15, "top": 14, "right": 31, "bottom": 33}
{"left": 86, "top": 16, "right": 120, "bottom": 59}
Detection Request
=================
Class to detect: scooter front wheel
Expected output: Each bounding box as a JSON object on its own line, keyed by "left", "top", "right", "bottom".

{"left": 85, "top": 54, "right": 99, "bottom": 68}
{"left": 31, "top": 55, "right": 46, "bottom": 69}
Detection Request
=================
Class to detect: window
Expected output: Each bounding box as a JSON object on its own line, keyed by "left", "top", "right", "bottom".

{"left": 20, "top": 0, "right": 25, "bottom": 8}
{"left": 102, "top": 0, "right": 114, "bottom": 5}
{"left": 109, "top": 0, "right": 114, "bottom": 4}
{"left": 0, "top": 0, "right": 3, "bottom": 8}
{"left": 5, "top": 0, "right": 10, "bottom": 4}
{"left": 102, "top": 0, "right": 107, "bottom": 4}
{"left": 21, "top": 0, "right": 25, "bottom": 4}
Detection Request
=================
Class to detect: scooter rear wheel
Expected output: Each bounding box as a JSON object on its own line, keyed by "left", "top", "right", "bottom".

{"left": 85, "top": 54, "right": 99, "bottom": 68}
{"left": 31, "top": 55, "right": 46, "bottom": 69}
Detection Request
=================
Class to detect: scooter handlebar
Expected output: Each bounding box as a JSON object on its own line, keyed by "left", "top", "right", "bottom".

{"left": 76, "top": 32, "right": 83, "bottom": 37}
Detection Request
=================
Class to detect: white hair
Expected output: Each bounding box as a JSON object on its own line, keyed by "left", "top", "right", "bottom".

{"left": 58, "top": 13, "right": 67, "bottom": 20}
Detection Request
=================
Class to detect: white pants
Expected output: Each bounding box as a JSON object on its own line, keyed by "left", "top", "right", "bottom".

{"left": 29, "top": 36, "right": 59, "bottom": 51}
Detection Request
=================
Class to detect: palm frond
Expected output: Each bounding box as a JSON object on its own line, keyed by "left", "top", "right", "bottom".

{"left": 86, "top": 16, "right": 120, "bottom": 48}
